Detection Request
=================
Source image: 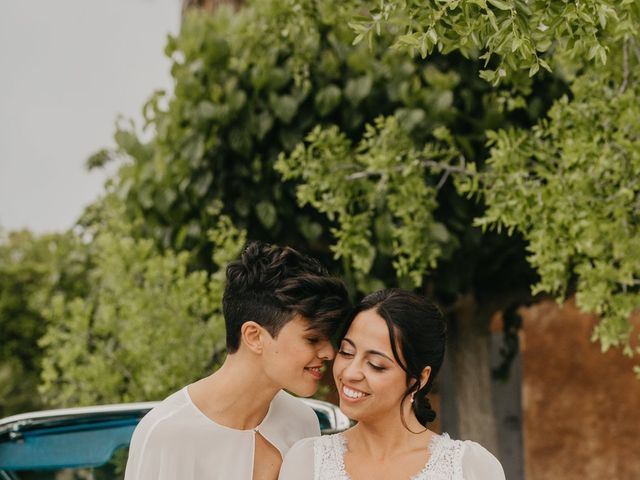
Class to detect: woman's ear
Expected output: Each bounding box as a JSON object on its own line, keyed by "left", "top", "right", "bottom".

{"left": 240, "top": 321, "right": 265, "bottom": 354}
{"left": 418, "top": 366, "right": 432, "bottom": 390}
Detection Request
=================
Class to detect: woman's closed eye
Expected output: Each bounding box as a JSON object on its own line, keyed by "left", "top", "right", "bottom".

{"left": 337, "top": 349, "right": 355, "bottom": 357}
{"left": 368, "top": 362, "right": 385, "bottom": 371}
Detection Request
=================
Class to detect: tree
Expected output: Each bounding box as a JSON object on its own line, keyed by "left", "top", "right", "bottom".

{"left": 280, "top": 0, "right": 640, "bottom": 446}
{"left": 80, "top": 0, "right": 552, "bottom": 451}
{"left": 182, "top": 0, "right": 243, "bottom": 15}
{"left": 342, "top": 0, "right": 640, "bottom": 355}
{"left": 38, "top": 200, "right": 246, "bottom": 406}
{"left": 0, "top": 229, "right": 89, "bottom": 416}
{"left": 38, "top": 0, "right": 639, "bottom": 455}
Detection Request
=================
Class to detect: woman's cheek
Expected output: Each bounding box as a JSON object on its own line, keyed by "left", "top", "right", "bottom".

{"left": 332, "top": 357, "right": 345, "bottom": 382}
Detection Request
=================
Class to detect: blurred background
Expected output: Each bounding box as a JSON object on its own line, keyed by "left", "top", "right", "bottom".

{"left": 1, "top": 1, "right": 639, "bottom": 479}
{"left": 0, "top": 0, "right": 180, "bottom": 232}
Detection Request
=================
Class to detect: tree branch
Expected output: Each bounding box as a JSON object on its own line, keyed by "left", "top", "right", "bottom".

{"left": 345, "top": 155, "right": 477, "bottom": 182}
{"left": 435, "top": 170, "right": 452, "bottom": 190}
{"left": 619, "top": 38, "right": 630, "bottom": 95}
{"left": 181, "top": 0, "right": 242, "bottom": 18}
{"left": 421, "top": 157, "right": 474, "bottom": 175}
{"left": 632, "top": 38, "right": 640, "bottom": 65}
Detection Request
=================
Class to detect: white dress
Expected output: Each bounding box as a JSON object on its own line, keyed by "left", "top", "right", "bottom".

{"left": 124, "top": 387, "right": 320, "bottom": 480}
{"left": 278, "top": 432, "right": 505, "bottom": 480}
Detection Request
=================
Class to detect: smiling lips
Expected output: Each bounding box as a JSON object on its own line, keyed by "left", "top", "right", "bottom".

{"left": 341, "top": 384, "right": 370, "bottom": 402}
{"left": 305, "top": 366, "right": 323, "bottom": 379}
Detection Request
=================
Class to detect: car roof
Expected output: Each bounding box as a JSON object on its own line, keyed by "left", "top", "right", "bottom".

{"left": 0, "top": 397, "right": 350, "bottom": 470}
{"left": 0, "top": 402, "right": 159, "bottom": 436}
{"left": 0, "top": 397, "right": 346, "bottom": 436}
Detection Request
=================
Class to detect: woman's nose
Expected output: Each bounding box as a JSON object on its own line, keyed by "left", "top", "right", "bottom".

{"left": 317, "top": 340, "right": 335, "bottom": 361}
{"left": 342, "top": 358, "right": 364, "bottom": 381}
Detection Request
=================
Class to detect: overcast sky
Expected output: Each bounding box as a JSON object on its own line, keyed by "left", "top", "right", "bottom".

{"left": 0, "top": 0, "right": 181, "bottom": 233}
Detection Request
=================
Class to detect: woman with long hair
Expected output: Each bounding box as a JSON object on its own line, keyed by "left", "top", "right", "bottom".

{"left": 279, "top": 288, "right": 505, "bottom": 479}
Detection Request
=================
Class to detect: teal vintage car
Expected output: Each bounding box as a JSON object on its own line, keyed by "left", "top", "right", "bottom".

{"left": 0, "top": 398, "right": 349, "bottom": 479}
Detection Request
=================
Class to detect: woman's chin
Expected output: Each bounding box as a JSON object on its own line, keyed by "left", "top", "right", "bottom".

{"left": 338, "top": 401, "right": 364, "bottom": 421}
{"left": 284, "top": 380, "right": 318, "bottom": 398}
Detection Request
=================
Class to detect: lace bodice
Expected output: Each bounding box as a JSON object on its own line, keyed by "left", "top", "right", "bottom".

{"left": 313, "top": 433, "right": 463, "bottom": 480}
{"left": 279, "top": 431, "right": 505, "bottom": 480}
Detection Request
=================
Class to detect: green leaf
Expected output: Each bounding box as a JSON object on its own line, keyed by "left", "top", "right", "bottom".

{"left": 196, "top": 101, "right": 217, "bottom": 120}
{"left": 255, "top": 201, "right": 278, "bottom": 229}
{"left": 487, "top": 0, "right": 512, "bottom": 11}
{"left": 398, "top": 34, "right": 421, "bottom": 47}
{"left": 344, "top": 76, "right": 373, "bottom": 105}
{"left": 315, "top": 85, "right": 343, "bottom": 117}
{"left": 85, "top": 149, "right": 113, "bottom": 170}
{"left": 269, "top": 94, "right": 299, "bottom": 124}
{"left": 254, "top": 111, "right": 274, "bottom": 141}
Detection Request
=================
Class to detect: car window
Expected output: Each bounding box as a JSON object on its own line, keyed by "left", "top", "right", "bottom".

{"left": 6, "top": 448, "right": 127, "bottom": 480}
{"left": 314, "top": 408, "right": 332, "bottom": 431}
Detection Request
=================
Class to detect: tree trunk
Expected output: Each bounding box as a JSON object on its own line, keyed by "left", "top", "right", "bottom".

{"left": 181, "top": 0, "right": 243, "bottom": 16}
{"left": 446, "top": 292, "right": 499, "bottom": 452}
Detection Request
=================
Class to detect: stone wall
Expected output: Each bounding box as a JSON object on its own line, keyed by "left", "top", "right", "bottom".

{"left": 519, "top": 300, "right": 640, "bottom": 480}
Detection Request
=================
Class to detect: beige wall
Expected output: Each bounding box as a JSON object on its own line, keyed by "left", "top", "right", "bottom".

{"left": 520, "top": 300, "right": 640, "bottom": 480}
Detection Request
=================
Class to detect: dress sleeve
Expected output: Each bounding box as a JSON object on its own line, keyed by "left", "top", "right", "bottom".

{"left": 278, "top": 437, "right": 316, "bottom": 480}
{"left": 460, "top": 441, "right": 506, "bottom": 480}
{"left": 123, "top": 415, "right": 151, "bottom": 480}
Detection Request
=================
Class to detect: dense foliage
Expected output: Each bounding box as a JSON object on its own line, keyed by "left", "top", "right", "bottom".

{"left": 471, "top": 72, "right": 640, "bottom": 355}
{"left": 37, "top": 201, "right": 246, "bottom": 406}
{"left": 0, "top": 230, "right": 88, "bottom": 414}
{"left": 351, "top": 0, "right": 636, "bottom": 85}
{"left": 94, "top": 0, "right": 550, "bottom": 292}
{"left": 41, "top": 0, "right": 547, "bottom": 407}
{"left": 358, "top": 0, "right": 640, "bottom": 352}
{"left": 1, "top": 0, "right": 639, "bottom": 415}
{"left": 277, "top": 0, "right": 640, "bottom": 356}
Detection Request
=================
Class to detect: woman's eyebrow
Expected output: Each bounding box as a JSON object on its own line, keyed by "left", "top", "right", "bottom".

{"left": 366, "top": 350, "right": 394, "bottom": 363}
{"left": 342, "top": 337, "right": 356, "bottom": 348}
{"left": 304, "top": 326, "right": 328, "bottom": 338}
{"left": 342, "top": 337, "right": 394, "bottom": 363}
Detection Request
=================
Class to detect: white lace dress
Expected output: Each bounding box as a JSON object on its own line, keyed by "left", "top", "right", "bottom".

{"left": 278, "top": 432, "right": 505, "bottom": 480}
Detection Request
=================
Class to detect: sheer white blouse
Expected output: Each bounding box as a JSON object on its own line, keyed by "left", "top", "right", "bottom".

{"left": 124, "top": 387, "right": 320, "bottom": 480}
{"left": 278, "top": 432, "right": 505, "bottom": 480}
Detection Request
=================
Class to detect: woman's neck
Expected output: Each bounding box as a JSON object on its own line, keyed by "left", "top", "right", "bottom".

{"left": 188, "top": 353, "right": 281, "bottom": 430}
{"left": 345, "top": 410, "right": 433, "bottom": 460}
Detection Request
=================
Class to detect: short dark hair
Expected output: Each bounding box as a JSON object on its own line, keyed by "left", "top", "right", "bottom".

{"left": 223, "top": 241, "right": 351, "bottom": 353}
{"left": 342, "top": 289, "right": 446, "bottom": 429}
